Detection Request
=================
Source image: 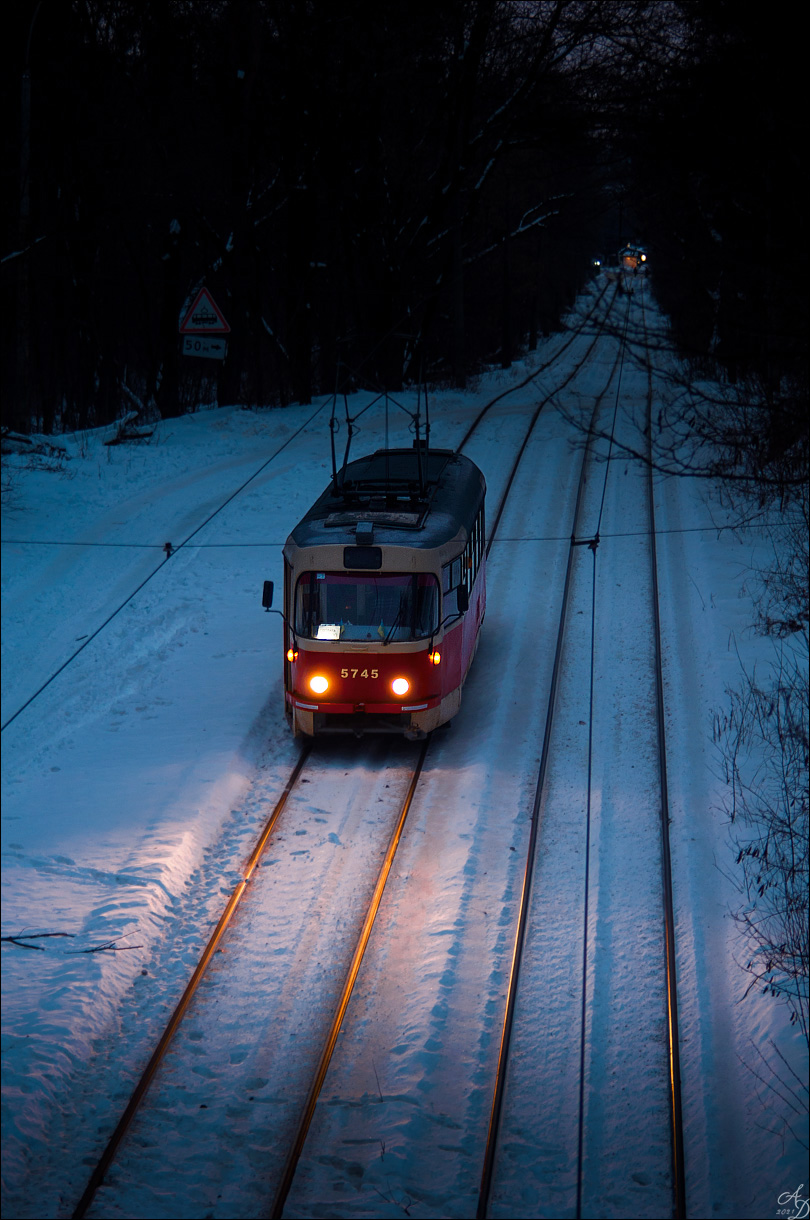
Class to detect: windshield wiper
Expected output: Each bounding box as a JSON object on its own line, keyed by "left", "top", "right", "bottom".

{"left": 383, "top": 599, "right": 406, "bottom": 645}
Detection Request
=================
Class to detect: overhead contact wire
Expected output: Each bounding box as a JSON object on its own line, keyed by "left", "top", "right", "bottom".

{"left": 457, "top": 280, "right": 611, "bottom": 452}
{"left": 575, "top": 542, "right": 599, "bottom": 1220}
{"left": 271, "top": 283, "right": 619, "bottom": 1220}
{"left": 476, "top": 288, "right": 625, "bottom": 1219}
{"left": 1, "top": 400, "right": 327, "bottom": 732}
{"left": 71, "top": 741, "right": 313, "bottom": 1220}
{"left": 595, "top": 300, "right": 632, "bottom": 541}
{"left": 574, "top": 292, "right": 632, "bottom": 1216}
{"left": 3, "top": 290, "right": 612, "bottom": 733}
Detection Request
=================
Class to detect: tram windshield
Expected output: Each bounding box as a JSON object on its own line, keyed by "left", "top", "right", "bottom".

{"left": 295, "top": 572, "right": 440, "bottom": 642}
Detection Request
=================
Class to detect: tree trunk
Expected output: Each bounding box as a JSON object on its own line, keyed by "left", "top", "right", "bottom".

{"left": 501, "top": 236, "right": 513, "bottom": 369}
{"left": 451, "top": 191, "right": 466, "bottom": 389}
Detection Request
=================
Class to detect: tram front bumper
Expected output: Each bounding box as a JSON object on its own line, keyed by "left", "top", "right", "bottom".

{"left": 287, "top": 692, "right": 443, "bottom": 738}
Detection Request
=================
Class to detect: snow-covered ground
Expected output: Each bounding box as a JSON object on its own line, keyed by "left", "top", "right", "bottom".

{"left": 2, "top": 282, "right": 806, "bottom": 1219}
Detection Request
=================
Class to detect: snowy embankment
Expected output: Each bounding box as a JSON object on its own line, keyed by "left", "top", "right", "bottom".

{"left": 0, "top": 331, "right": 571, "bottom": 1214}
{"left": 2, "top": 284, "right": 806, "bottom": 1219}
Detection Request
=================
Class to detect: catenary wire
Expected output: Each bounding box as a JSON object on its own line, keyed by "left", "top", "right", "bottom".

{"left": 0, "top": 399, "right": 328, "bottom": 732}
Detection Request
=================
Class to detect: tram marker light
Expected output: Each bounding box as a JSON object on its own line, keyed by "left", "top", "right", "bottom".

{"left": 429, "top": 651, "right": 441, "bottom": 665}
{"left": 287, "top": 648, "right": 298, "bottom": 662}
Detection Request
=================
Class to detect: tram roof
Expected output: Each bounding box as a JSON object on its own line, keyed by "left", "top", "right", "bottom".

{"left": 287, "top": 447, "right": 485, "bottom": 552}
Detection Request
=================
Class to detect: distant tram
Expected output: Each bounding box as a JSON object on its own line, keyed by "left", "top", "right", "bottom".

{"left": 619, "top": 244, "right": 648, "bottom": 273}
{"left": 263, "top": 445, "right": 486, "bottom": 739}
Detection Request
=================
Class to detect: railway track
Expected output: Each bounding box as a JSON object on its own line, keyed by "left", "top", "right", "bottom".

{"left": 640, "top": 286, "right": 686, "bottom": 1219}
{"left": 74, "top": 739, "right": 427, "bottom": 1218}
{"left": 455, "top": 276, "right": 614, "bottom": 452}
{"left": 71, "top": 742, "right": 312, "bottom": 1218}
{"left": 477, "top": 279, "right": 686, "bottom": 1219}
{"left": 274, "top": 287, "right": 631, "bottom": 1216}
{"left": 268, "top": 274, "right": 625, "bottom": 1220}
{"left": 69, "top": 281, "right": 624, "bottom": 1219}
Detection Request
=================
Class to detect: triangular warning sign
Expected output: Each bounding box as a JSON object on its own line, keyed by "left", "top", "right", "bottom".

{"left": 179, "top": 288, "right": 231, "bottom": 334}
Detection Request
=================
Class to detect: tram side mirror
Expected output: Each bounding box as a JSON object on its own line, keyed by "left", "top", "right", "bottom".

{"left": 262, "top": 580, "right": 274, "bottom": 610}
{"left": 457, "top": 585, "right": 469, "bottom": 614}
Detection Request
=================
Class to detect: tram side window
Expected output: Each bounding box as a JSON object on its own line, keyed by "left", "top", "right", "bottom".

{"left": 463, "top": 514, "right": 481, "bottom": 593}
{"left": 467, "top": 519, "right": 479, "bottom": 590}
{"left": 442, "top": 561, "right": 459, "bottom": 618}
{"left": 474, "top": 509, "right": 484, "bottom": 566}
{"left": 442, "top": 507, "right": 484, "bottom": 617}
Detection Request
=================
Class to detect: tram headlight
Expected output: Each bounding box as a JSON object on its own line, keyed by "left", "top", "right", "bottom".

{"left": 309, "top": 675, "right": 329, "bottom": 695}
{"left": 392, "top": 677, "right": 410, "bottom": 697}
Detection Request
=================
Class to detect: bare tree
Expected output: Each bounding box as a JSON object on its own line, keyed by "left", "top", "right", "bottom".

{"left": 715, "top": 641, "right": 809, "bottom": 1045}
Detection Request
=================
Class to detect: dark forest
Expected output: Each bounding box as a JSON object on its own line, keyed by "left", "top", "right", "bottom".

{"left": 2, "top": 0, "right": 806, "bottom": 476}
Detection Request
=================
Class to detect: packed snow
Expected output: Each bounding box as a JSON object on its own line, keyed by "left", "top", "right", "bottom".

{"left": 2, "top": 282, "right": 806, "bottom": 1219}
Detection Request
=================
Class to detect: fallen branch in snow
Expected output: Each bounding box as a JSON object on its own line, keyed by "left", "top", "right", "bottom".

{"left": 1, "top": 932, "right": 75, "bottom": 950}
{"left": 371, "top": 1183, "right": 413, "bottom": 1216}
{"left": 371, "top": 1056, "right": 384, "bottom": 1102}
{"left": 1, "top": 932, "right": 142, "bottom": 953}
{"left": 73, "top": 939, "right": 143, "bottom": 953}
{"left": 104, "top": 385, "right": 155, "bottom": 445}
{"left": 105, "top": 413, "right": 154, "bottom": 446}
{"left": 1, "top": 428, "right": 69, "bottom": 460}
{"left": 105, "top": 431, "right": 154, "bottom": 446}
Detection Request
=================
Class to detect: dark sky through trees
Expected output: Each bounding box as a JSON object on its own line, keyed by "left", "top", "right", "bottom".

{"left": 2, "top": 1, "right": 806, "bottom": 452}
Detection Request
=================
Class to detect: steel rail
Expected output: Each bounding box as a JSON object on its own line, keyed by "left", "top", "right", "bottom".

{"left": 69, "top": 280, "right": 619, "bottom": 1220}
{"left": 456, "top": 278, "right": 613, "bottom": 452}
{"left": 462, "top": 283, "right": 620, "bottom": 544}
{"left": 71, "top": 741, "right": 313, "bottom": 1220}
{"left": 639, "top": 285, "right": 687, "bottom": 1219}
{"left": 266, "top": 288, "right": 621, "bottom": 1216}
{"left": 269, "top": 735, "right": 431, "bottom": 1219}
{"left": 476, "top": 297, "right": 631, "bottom": 1219}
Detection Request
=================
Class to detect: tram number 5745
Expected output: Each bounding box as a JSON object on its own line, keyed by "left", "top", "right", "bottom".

{"left": 340, "top": 668, "right": 379, "bottom": 678}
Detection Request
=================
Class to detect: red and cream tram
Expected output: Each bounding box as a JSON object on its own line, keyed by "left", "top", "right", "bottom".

{"left": 263, "top": 445, "right": 486, "bottom": 739}
{"left": 619, "top": 244, "right": 648, "bottom": 272}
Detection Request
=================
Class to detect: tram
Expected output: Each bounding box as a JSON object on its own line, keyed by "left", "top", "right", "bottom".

{"left": 619, "top": 244, "right": 648, "bottom": 273}
{"left": 262, "top": 444, "right": 486, "bottom": 739}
